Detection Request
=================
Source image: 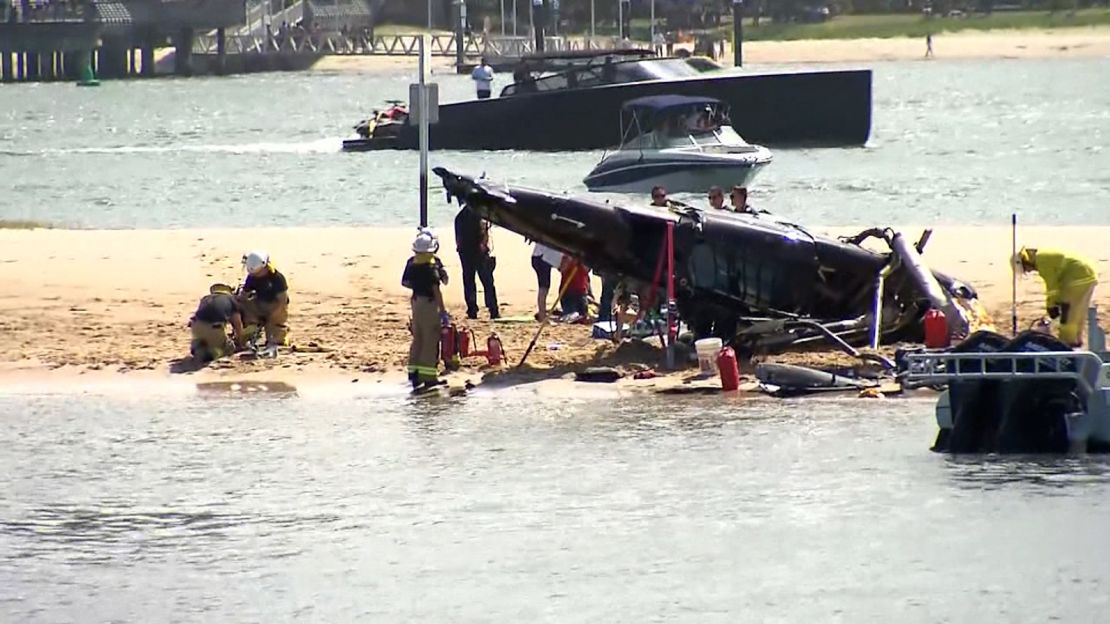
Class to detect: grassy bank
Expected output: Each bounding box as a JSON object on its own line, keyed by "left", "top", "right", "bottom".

{"left": 735, "top": 9, "right": 1110, "bottom": 41}
{"left": 613, "top": 9, "right": 1110, "bottom": 41}
{"left": 0, "top": 219, "right": 53, "bottom": 230}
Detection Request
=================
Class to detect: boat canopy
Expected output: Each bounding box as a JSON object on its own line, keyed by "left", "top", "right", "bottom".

{"left": 618, "top": 95, "right": 730, "bottom": 146}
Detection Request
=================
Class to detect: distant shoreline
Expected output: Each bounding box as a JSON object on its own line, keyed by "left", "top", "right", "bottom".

{"left": 311, "top": 26, "right": 1110, "bottom": 74}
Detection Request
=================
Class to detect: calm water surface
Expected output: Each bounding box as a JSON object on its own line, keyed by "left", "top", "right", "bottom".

{"left": 1, "top": 58, "right": 1107, "bottom": 228}
{"left": 2, "top": 392, "right": 1110, "bottom": 622}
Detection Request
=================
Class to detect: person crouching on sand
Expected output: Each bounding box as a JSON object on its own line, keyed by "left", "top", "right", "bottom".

{"left": 1013, "top": 246, "right": 1099, "bottom": 347}
{"left": 559, "top": 256, "right": 590, "bottom": 321}
{"left": 403, "top": 228, "right": 450, "bottom": 390}
{"left": 240, "top": 250, "right": 290, "bottom": 351}
{"left": 189, "top": 283, "right": 245, "bottom": 362}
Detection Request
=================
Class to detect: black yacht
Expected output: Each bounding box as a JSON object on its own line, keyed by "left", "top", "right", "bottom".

{"left": 341, "top": 50, "right": 871, "bottom": 152}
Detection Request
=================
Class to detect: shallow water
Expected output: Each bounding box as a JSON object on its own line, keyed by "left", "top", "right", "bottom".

{"left": 1, "top": 58, "right": 1108, "bottom": 228}
{"left": 3, "top": 392, "right": 1110, "bottom": 621}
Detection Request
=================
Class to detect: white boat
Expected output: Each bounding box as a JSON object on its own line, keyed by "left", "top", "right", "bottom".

{"left": 583, "top": 95, "right": 773, "bottom": 194}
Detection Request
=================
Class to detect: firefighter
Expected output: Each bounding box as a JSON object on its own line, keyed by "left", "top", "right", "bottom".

{"left": 240, "top": 250, "right": 290, "bottom": 351}
{"left": 403, "top": 228, "right": 450, "bottom": 390}
{"left": 1013, "top": 247, "right": 1099, "bottom": 347}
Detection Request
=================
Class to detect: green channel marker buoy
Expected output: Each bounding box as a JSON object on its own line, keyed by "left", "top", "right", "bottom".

{"left": 76, "top": 59, "right": 99, "bottom": 87}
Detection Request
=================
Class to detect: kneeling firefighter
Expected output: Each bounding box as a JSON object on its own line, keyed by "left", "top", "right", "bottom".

{"left": 403, "top": 228, "right": 450, "bottom": 389}
{"left": 189, "top": 283, "right": 245, "bottom": 361}
{"left": 240, "top": 250, "right": 290, "bottom": 350}
{"left": 1013, "top": 246, "right": 1099, "bottom": 347}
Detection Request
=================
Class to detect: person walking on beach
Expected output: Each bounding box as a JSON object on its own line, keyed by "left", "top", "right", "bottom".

{"left": 454, "top": 204, "right": 500, "bottom": 320}
{"left": 189, "top": 283, "right": 245, "bottom": 362}
{"left": 240, "top": 250, "right": 290, "bottom": 351}
{"left": 925, "top": 33, "right": 934, "bottom": 58}
{"left": 403, "top": 228, "right": 450, "bottom": 390}
{"left": 1013, "top": 247, "right": 1099, "bottom": 347}
{"left": 471, "top": 57, "right": 495, "bottom": 100}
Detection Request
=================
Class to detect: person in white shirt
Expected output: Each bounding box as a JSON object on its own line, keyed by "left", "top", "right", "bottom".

{"left": 531, "top": 242, "right": 562, "bottom": 321}
{"left": 471, "top": 57, "right": 495, "bottom": 100}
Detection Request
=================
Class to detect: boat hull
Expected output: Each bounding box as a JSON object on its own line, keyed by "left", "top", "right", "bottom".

{"left": 584, "top": 152, "right": 771, "bottom": 194}
{"left": 364, "top": 69, "right": 871, "bottom": 150}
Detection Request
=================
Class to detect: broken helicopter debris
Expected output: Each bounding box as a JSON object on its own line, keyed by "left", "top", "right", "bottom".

{"left": 434, "top": 167, "right": 991, "bottom": 362}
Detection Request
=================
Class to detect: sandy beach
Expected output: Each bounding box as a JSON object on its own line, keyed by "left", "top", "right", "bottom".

{"left": 2, "top": 223, "right": 1108, "bottom": 391}
{"left": 310, "top": 27, "right": 1110, "bottom": 74}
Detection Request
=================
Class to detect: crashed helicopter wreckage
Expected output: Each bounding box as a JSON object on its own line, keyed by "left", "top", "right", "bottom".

{"left": 434, "top": 168, "right": 992, "bottom": 359}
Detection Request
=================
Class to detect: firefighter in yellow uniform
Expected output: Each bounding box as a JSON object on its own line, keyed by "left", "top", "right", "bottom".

{"left": 403, "top": 229, "right": 450, "bottom": 390}
{"left": 1014, "top": 247, "right": 1099, "bottom": 347}
{"left": 240, "top": 250, "right": 290, "bottom": 351}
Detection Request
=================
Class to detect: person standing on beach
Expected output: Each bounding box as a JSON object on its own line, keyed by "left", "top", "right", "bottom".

{"left": 454, "top": 204, "right": 500, "bottom": 320}
{"left": 925, "top": 33, "right": 934, "bottom": 58}
{"left": 189, "top": 283, "right": 245, "bottom": 362}
{"left": 403, "top": 229, "right": 450, "bottom": 390}
{"left": 1013, "top": 247, "right": 1099, "bottom": 347}
{"left": 240, "top": 250, "right": 290, "bottom": 351}
{"left": 531, "top": 242, "right": 562, "bottom": 321}
{"left": 471, "top": 57, "right": 495, "bottom": 100}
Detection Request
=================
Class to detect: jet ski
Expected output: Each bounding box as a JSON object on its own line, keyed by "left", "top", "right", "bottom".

{"left": 342, "top": 101, "right": 409, "bottom": 152}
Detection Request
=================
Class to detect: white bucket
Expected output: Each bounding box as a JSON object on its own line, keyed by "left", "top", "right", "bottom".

{"left": 694, "top": 338, "right": 723, "bottom": 375}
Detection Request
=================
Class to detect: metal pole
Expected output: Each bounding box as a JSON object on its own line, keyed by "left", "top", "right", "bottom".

{"left": 650, "top": 0, "right": 655, "bottom": 49}
{"left": 428, "top": 0, "right": 433, "bottom": 30}
{"left": 618, "top": 0, "right": 623, "bottom": 40}
{"left": 590, "top": 0, "right": 595, "bottom": 40}
{"left": 513, "top": 0, "right": 518, "bottom": 36}
{"left": 455, "top": 0, "right": 466, "bottom": 69}
{"left": 1011, "top": 213, "right": 1018, "bottom": 336}
{"left": 419, "top": 35, "right": 430, "bottom": 228}
{"left": 665, "top": 221, "right": 676, "bottom": 369}
{"left": 732, "top": 0, "right": 743, "bottom": 67}
{"left": 501, "top": 0, "right": 506, "bottom": 35}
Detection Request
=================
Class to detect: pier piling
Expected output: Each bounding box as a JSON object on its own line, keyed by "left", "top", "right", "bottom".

{"left": 1, "top": 52, "right": 12, "bottom": 83}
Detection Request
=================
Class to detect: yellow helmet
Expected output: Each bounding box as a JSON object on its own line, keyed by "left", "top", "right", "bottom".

{"left": 210, "top": 283, "right": 235, "bottom": 295}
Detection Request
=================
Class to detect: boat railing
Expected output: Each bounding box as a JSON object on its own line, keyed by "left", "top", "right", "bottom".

{"left": 905, "top": 351, "right": 1106, "bottom": 397}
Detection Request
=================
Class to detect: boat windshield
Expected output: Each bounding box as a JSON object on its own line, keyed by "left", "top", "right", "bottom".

{"left": 626, "top": 125, "right": 751, "bottom": 150}
{"left": 501, "top": 58, "right": 702, "bottom": 97}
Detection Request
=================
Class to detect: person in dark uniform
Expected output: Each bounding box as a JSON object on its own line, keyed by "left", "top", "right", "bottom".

{"left": 454, "top": 204, "right": 500, "bottom": 320}
{"left": 403, "top": 229, "right": 450, "bottom": 390}
{"left": 189, "top": 283, "right": 245, "bottom": 362}
{"left": 240, "top": 250, "right": 290, "bottom": 349}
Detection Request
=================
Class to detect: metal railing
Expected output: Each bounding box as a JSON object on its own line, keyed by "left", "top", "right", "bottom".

{"left": 905, "top": 351, "right": 1105, "bottom": 397}
{"left": 192, "top": 31, "right": 636, "bottom": 58}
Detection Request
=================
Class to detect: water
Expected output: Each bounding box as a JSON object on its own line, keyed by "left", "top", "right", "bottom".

{"left": 1, "top": 58, "right": 1108, "bottom": 229}
{"left": 4, "top": 58, "right": 1110, "bottom": 620}
{"left": 3, "top": 392, "right": 1110, "bottom": 622}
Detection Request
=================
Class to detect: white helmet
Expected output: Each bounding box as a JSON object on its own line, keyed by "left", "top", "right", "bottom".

{"left": 243, "top": 250, "right": 269, "bottom": 274}
{"left": 412, "top": 229, "right": 439, "bottom": 254}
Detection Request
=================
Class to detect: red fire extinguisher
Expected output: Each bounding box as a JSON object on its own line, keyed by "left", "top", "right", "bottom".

{"left": 923, "top": 308, "right": 949, "bottom": 349}
{"left": 486, "top": 333, "right": 504, "bottom": 366}
{"left": 458, "top": 327, "right": 474, "bottom": 358}
{"left": 717, "top": 346, "right": 740, "bottom": 391}
{"left": 441, "top": 324, "right": 460, "bottom": 369}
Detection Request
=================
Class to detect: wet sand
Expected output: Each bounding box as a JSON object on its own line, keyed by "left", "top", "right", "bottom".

{"left": 1, "top": 223, "right": 1107, "bottom": 393}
